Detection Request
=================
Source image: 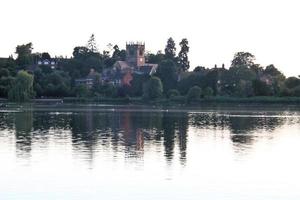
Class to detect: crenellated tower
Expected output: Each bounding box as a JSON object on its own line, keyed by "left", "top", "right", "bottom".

{"left": 126, "top": 42, "right": 145, "bottom": 67}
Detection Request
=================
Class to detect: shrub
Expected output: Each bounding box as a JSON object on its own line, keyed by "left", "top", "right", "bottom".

{"left": 203, "top": 87, "right": 214, "bottom": 97}
{"left": 143, "top": 76, "right": 163, "bottom": 100}
{"left": 167, "top": 89, "right": 180, "bottom": 98}
{"left": 186, "top": 86, "right": 202, "bottom": 103}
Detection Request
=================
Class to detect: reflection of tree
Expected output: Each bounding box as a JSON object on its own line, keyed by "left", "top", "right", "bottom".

{"left": 189, "top": 112, "right": 286, "bottom": 152}
{"left": 228, "top": 116, "right": 285, "bottom": 146}
{"left": 14, "top": 110, "right": 33, "bottom": 157}
{"left": 160, "top": 112, "right": 188, "bottom": 165}
{"left": 0, "top": 112, "right": 14, "bottom": 131}
{"left": 177, "top": 113, "right": 188, "bottom": 165}
{"left": 162, "top": 114, "right": 175, "bottom": 162}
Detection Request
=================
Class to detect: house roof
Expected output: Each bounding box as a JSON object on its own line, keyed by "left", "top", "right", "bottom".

{"left": 114, "top": 61, "right": 132, "bottom": 70}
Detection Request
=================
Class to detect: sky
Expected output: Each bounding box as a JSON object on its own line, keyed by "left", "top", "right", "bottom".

{"left": 0, "top": 0, "right": 299, "bottom": 77}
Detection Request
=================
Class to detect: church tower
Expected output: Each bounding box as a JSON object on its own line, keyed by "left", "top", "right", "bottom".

{"left": 126, "top": 42, "right": 145, "bottom": 67}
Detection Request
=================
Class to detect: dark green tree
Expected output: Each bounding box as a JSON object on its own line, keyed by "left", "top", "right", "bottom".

{"left": 164, "top": 37, "right": 176, "bottom": 61}
{"left": 156, "top": 59, "right": 178, "bottom": 94}
{"left": 284, "top": 77, "right": 300, "bottom": 89}
{"left": 178, "top": 38, "right": 190, "bottom": 71}
{"left": 15, "top": 43, "right": 33, "bottom": 67}
{"left": 143, "top": 76, "right": 163, "bottom": 100}
{"left": 167, "top": 89, "right": 180, "bottom": 98}
{"left": 8, "top": 70, "right": 35, "bottom": 102}
{"left": 86, "top": 34, "right": 98, "bottom": 53}
{"left": 186, "top": 86, "right": 202, "bottom": 103}
{"left": 203, "top": 87, "right": 214, "bottom": 97}
{"left": 231, "top": 52, "right": 255, "bottom": 68}
{"left": 252, "top": 79, "right": 271, "bottom": 96}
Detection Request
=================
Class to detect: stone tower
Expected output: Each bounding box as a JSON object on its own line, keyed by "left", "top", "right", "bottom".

{"left": 126, "top": 42, "right": 145, "bottom": 67}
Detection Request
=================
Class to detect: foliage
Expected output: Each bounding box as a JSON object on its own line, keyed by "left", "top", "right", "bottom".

{"left": 203, "top": 87, "right": 214, "bottom": 97}
{"left": 186, "top": 86, "right": 202, "bottom": 103}
{"left": 2, "top": 40, "right": 300, "bottom": 101}
{"left": 167, "top": 89, "right": 180, "bottom": 98}
{"left": 164, "top": 37, "right": 176, "bottom": 61}
{"left": 284, "top": 77, "right": 300, "bottom": 89}
{"left": 156, "top": 59, "right": 178, "bottom": 93}
{"left": 86, "top": 34, "right": 98, "bottom": 53}
{"left": 143, "top": 76, "right": 163, "bottom": 100}
{"left": 74, "top": 85, "right": 89, "bottom": 97}
{"left": 178, "top": 38, "right": 190, "bottom": 71}
{"left": 231, "top": 52, "right": 255, "bottom": 68}
{"left": 15, "top": 43, "right": 33, "bottom": 67}
{"left": 8, "top": 70, "right": 35, "bottom": 102}
{"left": 252, "top": 79, "right": 271, "bottom": 96}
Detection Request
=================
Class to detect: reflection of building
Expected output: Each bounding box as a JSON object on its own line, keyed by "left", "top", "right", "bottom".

{"left": 102, "top": 42, "right": 158, "bottom": 86}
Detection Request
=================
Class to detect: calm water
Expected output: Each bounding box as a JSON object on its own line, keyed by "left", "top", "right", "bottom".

{"left": 1, "top": 104, "right": 300, "bottom": 200}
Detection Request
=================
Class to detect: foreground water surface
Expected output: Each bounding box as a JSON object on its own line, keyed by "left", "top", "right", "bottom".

{"left": 0, "top": 104, "right": 300, "bottom": 200}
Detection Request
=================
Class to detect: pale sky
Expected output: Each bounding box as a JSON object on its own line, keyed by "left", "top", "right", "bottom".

{"left": 0, "top": 0, "right": 299, "bottom": 77}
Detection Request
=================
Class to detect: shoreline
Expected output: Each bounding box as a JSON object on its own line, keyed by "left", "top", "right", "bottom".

{"left": 1, "top": 96, "right": 300, "bottom": 106}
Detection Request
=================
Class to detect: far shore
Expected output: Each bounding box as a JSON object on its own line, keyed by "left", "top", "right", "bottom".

{"left": 2, "top": 96, "right": 300, "bottom": 106}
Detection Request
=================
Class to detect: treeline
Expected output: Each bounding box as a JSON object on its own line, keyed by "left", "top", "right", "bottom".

{"left": 0, "top": 35, "right": 300, "bottom": 102}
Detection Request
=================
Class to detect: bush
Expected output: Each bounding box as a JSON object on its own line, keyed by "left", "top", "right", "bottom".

{"left": 285, "top": 77, "right": 300, "bottom": 89}
{"left": 167, "top": 89, "right": 180, "bottom": 98}
{"left": 186, "top": 86, "right": 202, "bottom": 103}
{"left": 143, "top": 76, "right": 163, "bottom": 100}
{"left": 203, "top": 87, "right": 214, "bottom": 97}
{"left": 291, "top": 86, "right": 300, "bottom": 97}
{"left": 279, "top": 86, "right": 292, "bottom": 96}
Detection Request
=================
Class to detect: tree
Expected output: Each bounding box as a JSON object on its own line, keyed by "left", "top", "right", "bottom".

{"left": 15, "top": 43, "right": 33, "bottom": 67}
{"left": 203, "top": 87, "right": 214, "bottom": 97}
{"left": 143, "top": 76, "right": 163, "bottom": 100}
{"left": 145, "top": 51, "right": 165, "bottom": 64}
{"left": 8, "top": 70, "right": 35, "bottom": 102}
{"left": 74, "top": 85, "right": 89, "bottom": 97}
{"left": 0, "top": 76, "right": 14, "bottom": 97}
{"left": 164, "top": 37, "right": 176, "bottom": 60}
{"left": 231, "top": 52, "right": 255, "bottom": 68}
{"left": 252, "top": 79, "right": 271, "bottom": 96}
{"left": 284, "top": 77, "right": 300, "bottom": 89}
{"left": 86, "top": 34, "right": 98, "bottom": 53}
{"left": 193, "top": 66, "right": 206, "bottom": 73}
{"left": 264, "top": 64, "right": 283, "bottom": 77}
{"left": 186, "top": 86, "right": 202, "bottom": 103}
{"left": 178, "top": 38, "right": 190, "bottom": 71}
{"left": 0, "top": 68, "right": 9, "bottom": 77}
{"left": 41, "top": 52, "right": 51, "bottom": 60}
{"left": 112, "top": 45, "right": 126, "bottom": 61}
{"left": 156, "top": 59, "right": 178, "bottom": 94}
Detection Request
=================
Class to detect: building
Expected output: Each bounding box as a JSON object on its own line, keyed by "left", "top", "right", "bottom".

{"left": 75, "top": 69, "right": 100, "bottom": 89}
{"left": 103, "top": 42, "right": 158, "bottom": 86}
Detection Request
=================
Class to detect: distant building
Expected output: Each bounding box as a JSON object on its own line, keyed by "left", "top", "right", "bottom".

{"left": 75, "top": 69, "right": 100, "bottom": 89}
{"left": 75, "top": 78, "right": 94, "bottom": 89}
{"left": 103, "top": 42, "right": 158, "bottom": 86}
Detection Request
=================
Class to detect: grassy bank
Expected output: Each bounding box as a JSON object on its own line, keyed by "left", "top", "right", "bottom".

{"left": 1, "top": 96, "right": 300, "bottom": 105}
{"left": 62, "top": 96, "right": 300, "bottom": 105}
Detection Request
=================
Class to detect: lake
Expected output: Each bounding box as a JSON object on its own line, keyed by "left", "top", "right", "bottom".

{"left": 0, "top": 104, "right": 300, "bottom": 200}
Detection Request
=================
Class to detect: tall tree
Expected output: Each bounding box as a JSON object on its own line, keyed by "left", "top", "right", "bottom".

{"left": 15, "top": 43, "right": 33, "bottom": 67}
{"left": 178, "top": 38, "right": 190, "bottom": 71}
{"left": 86, "top": 34, "right": 98, "bottom": 53}
{"left": 164, "top": 37, "right": 176, "bottom": 60}
{"left": 156, "top": 59, "right": 178, "bottom": 93}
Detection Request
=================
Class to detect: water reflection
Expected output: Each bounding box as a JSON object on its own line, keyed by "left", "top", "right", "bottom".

{"left": 0, "top": 105, "right": 297, "bottom": 167}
